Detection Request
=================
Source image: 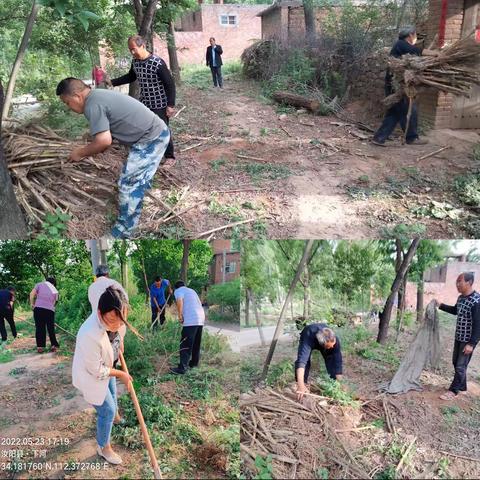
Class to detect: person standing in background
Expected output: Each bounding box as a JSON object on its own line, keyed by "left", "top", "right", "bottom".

{"left": 206, "top": 37, "right": 223, "bottom": 88}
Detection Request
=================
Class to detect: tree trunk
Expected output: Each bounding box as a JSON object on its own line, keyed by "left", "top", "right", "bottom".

{"left": 396, "top": 274, "right": 408, "bottom": 336}
{"left": 166, "top": 21, "right": 181, "bottom": 84}
{"left": 377, "top": 238, "right": 420, "bottom": 344}
{"left": 0, "top": 81, "right": 28, "bottom": 238}
{"left": 245, "top": 289, "right": 250, "bottom": 327}
{"left": 303, "top": 266, "right": 309, "bottom": 321}
{"left": 248, "top": 288, "right": 265, "bottom": 346}
{"left": 416, "top": 279, "right": 424, "bottom": 323}
{"left": 2, "top": 0, "right": 40, "bottom": 121}
{"left": 180, "top": 240, "right": 190, "bottom": 284}
{"left": 395, "top": 0, "right": 409, "bottom": 30}
{"left": 261, "top": 240, "right": 315, "bottom": 380}
{"left": 303, "top": 0, "right": 316, "bottom": 45}
{"left": 272, "top": 91, "right": 320, "bottom": 113}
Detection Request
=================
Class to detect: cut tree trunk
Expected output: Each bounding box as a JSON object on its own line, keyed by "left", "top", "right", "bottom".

{"left": 166, "top": 21, "right": 181, "bottom": 84}
{"left": 416, "top": 280, "right": 424, "bottom": 323}
{"left": 2, "top": 0, "right": 40, "bottom": 121}
{"left": 261, "top": 240, "right": 315, "bottom": 380}
{"left": 272, "top": 91, "right": 321, "bottom": 113}
{"left": 377, "top": 238, "right": 420, "bottom": 344}
{"left": 245, "top": 289, "right": 250, "bottom": 327}
{"left": 180, "top": 240, "right": 190, "bottom": 284}
{"left": 303, "top": 265, "right": 309, "bottom": 321}
{"left": 0, "top": 80, "right": 28, "bottom": 238}
{"left": 386, "top": 300, "right": 441, "bottom": 394}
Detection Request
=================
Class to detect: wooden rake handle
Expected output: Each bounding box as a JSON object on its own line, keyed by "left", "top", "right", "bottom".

{"left": 119, "top": 351, "right": 162, "bottom": 479}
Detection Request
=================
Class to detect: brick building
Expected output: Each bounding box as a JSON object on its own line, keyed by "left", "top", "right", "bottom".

{"left": 404, "top": 256, "right": 480, "bottom": 310}
{"left": 209, "top": 239, "right": 241, "bottom": 285}
{"left": 153, "top": 1, "right": 268, "bottom": 66}
{"left": 420, "top": 0, "right": 480, "bottom": 129}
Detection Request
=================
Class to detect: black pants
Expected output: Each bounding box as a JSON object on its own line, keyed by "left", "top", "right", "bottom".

{"left": 373, "top": 96, "right": 418, "bottom": 144}
{"left": 210, "top": 66, "right": 223, "bottom": 87}
{"left": 0, "top": 308, "right": 16, "bottom": 341}
{"left": 178, "top": 325, "right": 203, "bottom": 372}
{"left": 152, "top": 108, "right": 175, "bottom": 159}
{"left": 151, "top": 305, "right": 166, "bottom": 329}
{"left": 449, "top": 340, "right": 475, "bottom": 394}
{"left": 294, "top": 353, "right": 337, "bottom": 383}
{"left": 34, "top": 307, "right": 59, "bottom": 348}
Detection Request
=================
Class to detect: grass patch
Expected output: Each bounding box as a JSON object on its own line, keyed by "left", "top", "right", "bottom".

{"left": 266, "top": 359, "right": 292, "bottom": 388}
{"left": 175, "top": 365, "right": 224, "bottom": 401}
{"left": 0, "top": 344, "right": 14, "bottom": 363}
{"left": 237, "top": 162, "right": 292, "bottom": 184}
{"left": 241, "top": 357, "right": 262, "bottom": 393}
{"left": 356, "top": 340, "right": 400, "bottom": 368}
{"left": 182, "top": 61, "right": 242, "bottom": 90}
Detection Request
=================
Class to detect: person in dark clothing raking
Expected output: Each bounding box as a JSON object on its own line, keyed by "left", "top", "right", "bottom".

{"left": 0, "top": 286, "right": 17, "bottom": 342}
{"left": 206, "top": 37, "right": 223, "bottom": 88}
{"left": 435, "top": 272, "right": 480, "bottom": 400}
{"left": 372, "top": 26, "right": 437, "bottom": 147}
{"left": 109, "top": 35, "right": 177, "bottom": 164}
{"left": 294, "top": 323, "right": 343, "bottom": 400}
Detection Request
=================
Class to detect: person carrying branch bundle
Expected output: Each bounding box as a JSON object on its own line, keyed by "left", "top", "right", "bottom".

{"left": 0, "top": 286, "right": 17, "bottom": 342}
{"left": 170, "top": 281, "right": 205, "bottom": 375}
{"left": 30, "top": 277, "right": 59, "bottom": 353}
{"left": 435, "top": 272, "right": 480, "bottom": 400}
{"left": 372, "top": 27, "right": 436, "bottom": 147}
{"left": 72, "top": 286, "right": 138, "bottom": 465}
{"left": 56, "top": 78, "right": 170, "bottom": 238}
{"left": 109, "top": 35, "right": 176, "bottom": 164}
{"left": 294, "top": 323, "right": 343, "bottom": 400}
{"left": 150, "top": 275, "right": 172, "bottom": 330}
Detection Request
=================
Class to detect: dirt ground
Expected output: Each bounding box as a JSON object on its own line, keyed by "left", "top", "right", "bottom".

{"left": 137, "top": 73, "right": 480, "bottom": 239}
{"left": 241, "top": 315, "right": 480, "bottom": 478}
{"left": 0, "top": 317, "right": 235, "bottom": 480}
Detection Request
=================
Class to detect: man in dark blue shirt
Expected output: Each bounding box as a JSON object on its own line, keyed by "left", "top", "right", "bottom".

{"left": 0, "top": 287, "right": 17, "bottom": 342}
{"left": 372, "top": 26, "right": 433, "bottom": 147}
{"left": 295, "top": 323, "right": 343, "bottom": 400}
{"left": 150, "top": 276, "right": 173, "bottom": 329}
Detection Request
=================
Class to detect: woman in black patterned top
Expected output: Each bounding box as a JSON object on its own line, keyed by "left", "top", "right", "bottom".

{"left": 436, "top": 272, "right": 480, "bottom": 400}
{"left": 110, "top": 35, "right": 176, "bottom": 161}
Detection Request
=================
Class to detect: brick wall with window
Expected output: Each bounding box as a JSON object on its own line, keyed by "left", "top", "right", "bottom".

{"left": 154, "top": 4, "right": 267, "bottom": 66}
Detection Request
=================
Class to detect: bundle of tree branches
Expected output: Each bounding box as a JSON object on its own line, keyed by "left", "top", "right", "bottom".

{"left": 2, "top": 123, "right": 125, "bottom": 230}
{"left": 384, "top": 34, "right": 480, "bottom": 107}
{"left": 241, "top": 40, "right": 279, "bottom": 80}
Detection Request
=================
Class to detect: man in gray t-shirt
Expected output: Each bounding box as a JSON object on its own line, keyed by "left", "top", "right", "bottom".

{"left": 170, "top": 281, "right": 205, "bottom": 375}
{"left": 56, "top": 77, "right": 170, "bottom": 238}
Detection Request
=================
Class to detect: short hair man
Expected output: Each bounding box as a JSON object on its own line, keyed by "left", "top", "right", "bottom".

{"left": 436, "top": 272, "right": 480, "bottom": 400}
{"left": 0, "top": 286, "right": 17, "bottom": 342}
{"left": 150, "top": 275, "right": 173, "bottom": 329}
{"left": 56, "top": 78, "right": 170, "bottom": 238}
{"left": 206, "top": 37, "right": 223, "bottom": 88}
{"left": 110, "top": 35, "right": 176, "bottom": 162}
{"left": 372, "top": 26, "right": 436, "bottom": 147}
{"left": 170, "top": 281, "right": 205, "bottom": 374}
{"left": 295, "top": 323, "right": 343, "bottom": 400}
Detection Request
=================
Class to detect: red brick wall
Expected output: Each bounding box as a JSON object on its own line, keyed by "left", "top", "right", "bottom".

{"left": 154, "top": 4, "right": 267, "bottom": 67}
{"left": 210, "top": 252, "right": 241, "bottom": 284}
{"left": 421, "top": 0, "right": 465, "bottom": 128}
{"left": 405, "top": 261, "right": 480, "bottom": 310}
{"left": 262, "top": 8, "right": 283, "bottom": 41}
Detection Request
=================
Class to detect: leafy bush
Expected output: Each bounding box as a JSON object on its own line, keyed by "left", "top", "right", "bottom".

{"left": 207, "top": 278, "right": 240, "bottom": 315}
{"left": 56, "top": 282, "right": 90, "bottom": 334}
{"left": 314, "top": 376, "right": 359, "bottom": 406}
{"left": 174, "top": 421, "right": 203, "bottom": 445}
{"left": 455, "top": 174, "right": 480, "bottom": 207}
{"left": 266, "top": 359, "right": 292, "bottom": 388}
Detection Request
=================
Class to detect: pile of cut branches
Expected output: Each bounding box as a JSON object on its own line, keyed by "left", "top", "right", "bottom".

{"left": 240, "top": 387, "right": 372, "bottom": 479}
{"left": 385, "top": 34, "right": 480, "bottom": 106}
{"left": 2, "top": 124, "right": 191, "bottom": 237}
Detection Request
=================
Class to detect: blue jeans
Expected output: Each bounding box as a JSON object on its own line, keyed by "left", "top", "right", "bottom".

{"left": 373, "top": 96, "right": 419, "bottom": 144}
{"left": 111, "top": 130, "right": 170, "bottom": 238}
{"left": 93, "top": 377, "right": 117, "bottom": 448}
